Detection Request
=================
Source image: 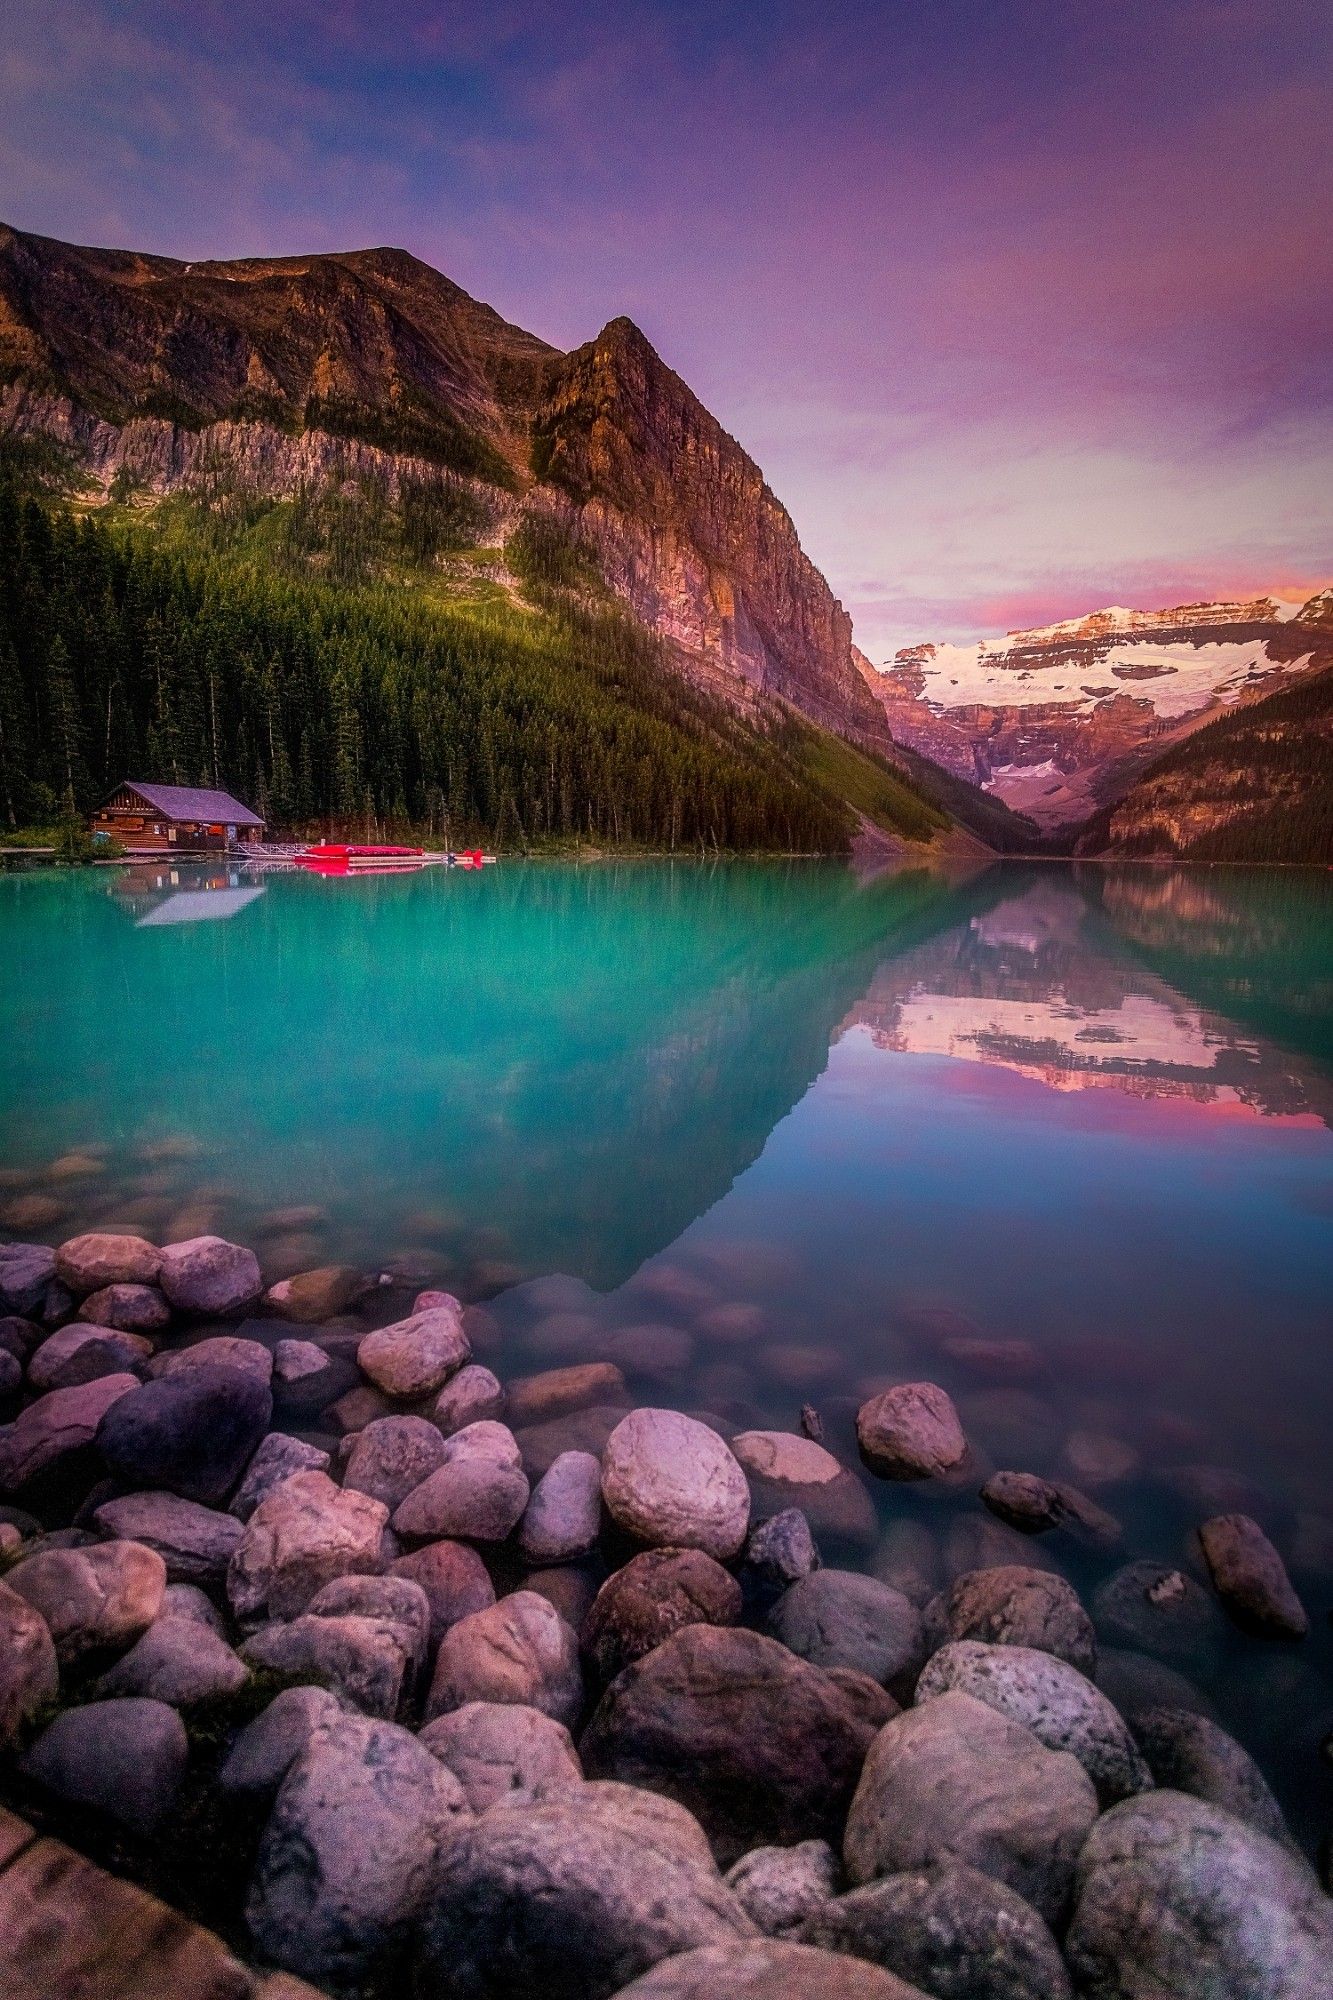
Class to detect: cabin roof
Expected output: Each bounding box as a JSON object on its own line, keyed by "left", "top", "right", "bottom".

{"left": 110, "top": 782, "right": 263, "bottom": 826}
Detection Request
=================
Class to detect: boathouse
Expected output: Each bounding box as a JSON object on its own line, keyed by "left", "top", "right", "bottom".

{"left": 92, "top": 782, "right": 264, "bottom": 854}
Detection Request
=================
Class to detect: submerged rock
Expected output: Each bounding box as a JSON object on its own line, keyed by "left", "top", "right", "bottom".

{"left": 506, "top": 1362, "right": 628, "bottom": 1427}
{"left": 581, "top": 1547, "right": 743, "bottom": 1684}
{"left": 730, "top": 1429, "right": 877, "bottom": 1549}
{"left": 1197, "top": 1513, "right": 1308, "bottom": 1639}
{"left": 264, "top": 1264, "right": 366, "bottom": 1322}
{"left": 55, "top": 1232, "right": 163, "bottom": 1293}
{"left": 1132, "top": 1706, "right": 1291, "bottom": 1845}
{"left": 22, "top": 1697, "right": 187, "bottom": 1835}
{"left": 1091, "top": 1559, "right": 1228, "bottom": 1667}
{"left": 856, "top": 1382, "right": 968, "bottom": 1482}
{"left": 600, "top": 1408, "right": 750, "bottom": 1561}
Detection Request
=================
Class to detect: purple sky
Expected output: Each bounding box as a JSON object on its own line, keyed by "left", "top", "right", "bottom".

{"left": 4, "top": 0, "right": 1330, "bottom": 657}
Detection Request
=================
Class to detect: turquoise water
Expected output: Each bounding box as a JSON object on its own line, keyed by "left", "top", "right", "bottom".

{"left": 3, "top": 855, "right": 1332, "bottom": 1841}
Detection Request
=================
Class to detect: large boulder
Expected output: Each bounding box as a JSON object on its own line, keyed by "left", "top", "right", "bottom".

{"left": 0, "top": 1577, "right": 59, "bottom": 1748}
{"left": 419, "top": 1700, "right": 583, "bottom": 1814}
{"left": 843, "top": 1690, "right": 1098, "bottom": 1923}
{"left": 229, "top": 1431, "right": 331, "bottom": 1520}
{"left": 0, "top": 1373, "right": 138, "bottom": 1494}
{"left": 581, "top": 1625, "right": 873, "bottom": 1864}
{"left": 926, "top": 1566, "right": 1096, "bottom": 1673}
{"left": 519, "top": 1449, "right": 603, "bottom": 1563}
{"left": 96, "top": 1364, "right": 272, "bottom": 1505}
{"left": 609, "top": 1939, "right": 924, "bottom": 1999}
{"left": 306, "top": 1572, "right": 432, "bottom": 1675}
{"left": 228, "top": 1469, "right": 389, "bottom": 1622}
{"left": 219, "top": 1684, "right": 350, "bottom": 1794}
{"left": 246, "top": 1712, "right": 471, "bottom": 1979}
{"left": 600, "top": 1409, "right": 750, "bottom": 1561}
{"left": 158, "top": 1235, "right": 262, "bottom": 1316}
{"left": 1197, "top": 1514, "right": 1308, "bottom": 1639}
{"left": 915, "top": 1640, "right": 1152, "bottom": 1803}
{"left": 582, "top": 1547, "right": 743, "bottom": 1684}
{"left": 357, "top": 1302, "right": 470, "bottom": 1398}
{"left": 154, "top": 1334, "right": 273, "bottom": 1386}
{"left": 766, "top": 1570, "right": 924, "bottom": 1702}
{"left": 426, "top": 1590, "right": 582, "bottom": 1727}
{"left": 506, "top": 1362, "right": 628, "bottom": 1427}
{"left": 93, "top": 1490, "right": 244, "bottom": 1583}
{"left": 28, "top": 1323, "right": 154, "bottom": 1391}
{"left": 5, "top": 1539, "right": 165, "bottom": 1664}
{"left": 98, "top": 1615, "right": 249, "bottom": 1707}
{"left": 0, "top": 1242, "right": 58, "bottom": 1316}
{"left": 729, "top": 1431, "right": 877, "bottom": 1550}
{"left": 1065, "top": 1790, "right": 1333, "bottom": 1999}
{"left": 800, "top": 1861, "right": 1072, "bottom": 2000}
{"left": 390, "top": 1539, "right": 495, "bottom": 1648}
{"left": 55, "top": 1232, "right": 163, "bottom": 1293}
{"left": 242, "top": 1611, "right": 416, "bottom": 1717}
{"left": 342, "top": 1414, "right": 448, "bottom": 1510}
{"left": 21, "top": 1697, "right": 187, "bottom": 1835}
{"left": 77, "top": 1283, "right": 172, "bottom": 1333}
{"left": 415, "top": 1781, "right": 757, "bottom": 2000}
{"left": 392, "top": 1455, "right": 529, "bottom": 1543}
{"left": 856, "top": 1383, "right": 968, "bottom": 1481}
{"left": 724, "top": 1841, "right": 840, "bottom": 1936}
{"left": 1132, "top": 1707, "right": 1291, "bottom": 1845}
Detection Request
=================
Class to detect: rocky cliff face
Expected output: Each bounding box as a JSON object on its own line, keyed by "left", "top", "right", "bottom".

{"left": 868, "top": 594, "right": 1331, "bottom": 830}
{"left": 0, "top": 223, "right": 888, "bottom": 749}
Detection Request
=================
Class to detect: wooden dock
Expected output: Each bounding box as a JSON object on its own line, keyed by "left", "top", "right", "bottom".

{"left": 0, "top": 1805, "right": 321, "bottom": 2000}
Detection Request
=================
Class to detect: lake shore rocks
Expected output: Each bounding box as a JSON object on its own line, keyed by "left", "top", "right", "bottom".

{"left": 94, "top": 1488, "right": 244, "bottom": 1582}
{"left": 5, "top": 1538, "right": 165, "bottom": 1663}
{"left": 357, "top": 1301, "right": 470, "bottom": 1398}
{"left": 0, "top": 1576, "right": 59, "bottom": 1745}
{"left": 227, "top": 1467, "right": 389, "bottom": 1621}
{"left": 519, "top": 1448, "right": 603, "bottom": 1562}
{"left": 766, "top": 1570, "right": 925, "bottom": 1701}
{"left": 158, "top": 1235, "right": 262, "bottom": 1316}
{"left": 610, "top": 1937, "right": 929, "bottom": 1999}
{"left": 1197, "top": 1513, "right": 1308, "bottom": 1639}
{"left": 1132, "top": 1705, "right": 1291, "bottom": 1844}
{"left": 926, "top": 1565, "right": 1097, "bottom": 1673}
{"left": 601, "top": 1408, "right": 750, "bottom": 1561}
{"left": 724, "top": 1839, "right": 840, "bottom": 1935}
{"left": 22, "top": 1696, "right": 187, "bottom": 1835}
{"left": 582, "top": 1547, "right": 744, "bottom": 1683}
{"left": 418, "top": 1699, "right": 583, "bottom": 1813}
{"left": 96, "top": 1363, "right": 272, "bottom": 1505}
{"left": 0, "top": 1371, "right": 138, "bottom": 1494}
{"left": 857, "top": 1382, "right": 968, "bottom": 1481}
{"left": 426, "top": 1589, "right": 582, "bottom": 1726}
{"left": 55, "top": 1232, "right": 163, "bottom": 1293}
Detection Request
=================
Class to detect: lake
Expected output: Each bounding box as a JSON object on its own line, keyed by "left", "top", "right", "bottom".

{"left": 3, "top": 854, "right": 1332, "bottom": 1847}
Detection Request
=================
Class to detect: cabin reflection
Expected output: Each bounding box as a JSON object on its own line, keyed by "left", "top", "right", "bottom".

{"left": 109, "top": 865, "right": 266, "bottom": 926}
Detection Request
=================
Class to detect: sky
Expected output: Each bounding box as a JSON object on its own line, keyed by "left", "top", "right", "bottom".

{"left": 3, "top": 0, "right": 1331, "bottom": 658}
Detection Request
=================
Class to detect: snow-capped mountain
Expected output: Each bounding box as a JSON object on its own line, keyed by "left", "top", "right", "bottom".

{"left": 871, "top": 591, "right": 1331, "bottom": 828}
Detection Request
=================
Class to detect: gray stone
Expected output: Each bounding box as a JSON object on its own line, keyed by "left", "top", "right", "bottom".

{"left": 766, "top": 1570, "right": 925, "bottom": 1702}
{"left": 6, "top": 1539, "right": 165, "bottom": 1664}
{"left": 357, "top": 1302, "right": 470, "bottom": 1398}
{"left": 227, "top": 1469, "right": 389, "bottom": 1622}
{"left": 272, "top": 1337, "right": 331, "bottom": 1381}
{"left": 581, "top": 1547, "right": 743, "bottom": 1684}
{"left": 389, "top": 1538, "right": 495, "bottom": 1648}
{"left": 426, "top": 1590, "right": 582, "bottom": 1727}
{"left": 926, "top": 1565, "right": 1096, "bottom": 1673}
{"left": 96, "top": 1364, "right": 272, "bottom": 1505}
{"left": 724, "top": 1840, "right": 840, "bottom": 1935}
{"left": 28, "top": 1323, "right": 154, "bottom": 1391}
{"left": 857, "top": 1382, "right": 968, "bottom": 1481}
{"left": 0, "top": 1242, "right": 57, "bottom": 1316}
{"left": 843, "top": 1690, "right": 1099, "bottom": 1923}
{"left": 800, "top": 1861, "right": 1073, "bottom": 2000}
{"left": 433, "top": 1364, "right": 505, "bottom": 1435}
{"left": 416, "top": 1781, "right": 757, "bottom": 2000}
{"left": 601, "top": 1408, "right": 750, "bottom": 1561}
{"left": 94, "top": 1490, "right": 244, "bottom": 1584}
{"left": 391, "top": 1455, "right": 529, "bottom": 1543}
{"left": 519, "top": 1449, "right": 602, "bottom": 1562}
{"left": 915, "top": 1640, "right": 1153, "bottom": 1803}
{"left": 745, "top": 1508, "right": 819, "bottom": 1594}
{"left": 1065, "top": 1790, "right": 1333, "bottom": 1999}
{"left": 609, "top": 1939, "right": 921, "bottom": 2000}
{"left": 76, "top": 1283, "right": 172, "bottom": 1332}
{"left": 158, "top": 1235, "right": 262, "bottom": 1316}
{"left": 242, "top": 1611, "right": 416, "bottom": 1717}
{"left": 1132, "top": 1707, "right": 1291, "bottom": 1845}
{"left": 1092, "top": 1559, "right": 1228, "bottom": 1667}
{"left": 419, "top": 1699, "right": 583, "bottom": 1813}
{"left": 219, "top": 1683, "right": 349, "bottom": 1793}
{"left": 55, "top": 1232, "right": 162, "bottom": 1293}
{"left": 0, "top": 1577, "right": 59, "bottom": 1748}
{"left": 246, "top": 1712, "right": 471, "bottom": 1979}
{"left": 21, "top": 1697, "right": 187, "bottom": 1835}
{"left": 0, "top": 1373, "right": 138, "bottom": 1493}
{"left": 97, "top": 1614, "right": 249, "bottom": 1706}
{"left": 1197, "top": 1514, "right": 1308, "bottom": 1640}
{"left": 343, "top": 1414, "right": 448, "bottom": 1510}
{"left": 229, "top": 1431, "right": 331, "bottom": 1521}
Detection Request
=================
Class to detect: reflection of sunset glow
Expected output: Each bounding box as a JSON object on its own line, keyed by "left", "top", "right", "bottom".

{"left": 882, "top": 989, "right": 1247, "bottom": 1074}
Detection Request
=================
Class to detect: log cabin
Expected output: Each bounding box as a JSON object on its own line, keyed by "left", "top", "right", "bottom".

{"left": 92, "top": 782, "right": 264, "bottom": 854}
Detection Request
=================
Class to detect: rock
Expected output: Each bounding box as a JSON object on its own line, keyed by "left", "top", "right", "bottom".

{"left": 745, "top": 1508, "right": 819, "bottom": 1595}
{"left": 6, "top": 1539, "right": 165, "bottom": 1664}
{"left": 916, "top": 1640, "right": 1152, "bottom": 1803}
{"left": 154, "top": 1334, "right": 273, "bottom": 1385}
{"left": 942, "top": 1513, "right": 1065, "bottom": 1582}
{"left": 0, "top": 1242, "right": 57, "bottom": 1316}
{"left": 980, "top": 1470, "right": 1120, "bottom": 1547}
{"left": 1197, "top": 1514, "right": 1308, "bottom": 1639}
{"left": 392, "top": 1455, "right": 530, "bottom": 1543}
{"left": 609, "top": 1939, "right": 919, "bottom": 1999}
{"left": 159, "top": 1582, "right": 226, "bottom": 1633}
{"left": 942, "top": 1335, "right": 1043, "bottom": 1382}
{"left": 264, "top": 1265, "right": 366, "bottom": 1321}
{"left": 416, "top": 1780, "right": 756, "bottom": 2000}
{"left": 242, "top": 1611, "right": 416, "bottom": 1717}
{"left": 270, "top": 1344, "right": 357, "bottom": 1420}
{"left": 94, "top": 1489, "right": 244, "bottom": 1583}
{"left": 343, "top": 1414, "right": 448, "bottom": 1510}
{"left": 600, "top": 1322, "right": 696, "bottom": 1380}
{"left": 229, "top": 1431, "right": 331, "bottom": 1520}
{"left": 582, "top": 1547, "right": 743, "bottom": 1683}
{"left": 442, "top": 1418, "right": 524, "bottom": 1469}
{"left": 871, "top": 1519, "right": 942, "bottom": 1608}
{"left": 0, "top": 1577, "right": 59, "bottom": 1747}
{"left": 1061, "top": 1429, "right": 1139, "bottom": 1487}
{"left": 228, "top": 1469, "right": 389, "bottom": 1622}
{"left": 724, "top": 1840, "right": 840, "bottom": 1935}
{"left": 325, "top": 1383, "right": 392, "bottom": 1434}
{"left": 0, "top": 1349, "right": 19, "bottom": 1406}
{"left": 389, "top": 1539, "right": 495, "bottom": 1648}
{"left": 1132, "top": 1707, "right": 1291, "bottom": 1844}
{"left": 76, "top": 1283, "right": 172, "bottom": 1332}
{"left": 515, "top": 1404, "right": 628, "bottom": 1479}
{"left": 526, "top": 1561, "right": 603, "bottom": 1630}
{"left": 22, "top": 1697, "right": 187, "bottom": 1835}
{"left": 0, "top": 1314, "right": 42, "bottom": 1362}
{"left": 507, "top": 1362, "right": 627, "bottom": 1427}
{"left": 357, "top": 1302, "right": 470, "bottom": 1398}
{"left": 581, "top": 1625, "right": 873, "bottom": 1864}
{"left": 601, "top": 1409, "right": 750, "bottom": 1562}
{"left": 98, "top": 1614, "right": 249, "bottom": 1705}
{"left": 956, "top": 1390, "right": 1056, "bottom": 1467}
{"left": 926, "top": 1566, "right": 1096, "bottom": 1673}
{"left": 824, "top": 1668, "right": 900, "bottom": 1735}
{"left": 800, "top": 1861, "right": 1073, "bottom": 2000}
{"left": 96, "top": 1364, "right": 272, "bottom": 1505}
{"left": 419, "top": 1699, "right": 583, "bottom": 1813}
{"left": 219, "top": 1684, "right": 350, "bottom": 1793}
{"left": 843, "top": 1691, "right": 1098, "bottom": 1923}
{"left": 767, "top": 1570, "right": 924, "bottom": 1702}
{"left": 307, "top": 1572, "right": 431, "bottom": 1674}
{"left": 158, "top": 1235, "right": 262, "bottom": 1316}
{"left": 433, "top": 1364, "right": 506, "bottom": 1435}
{"left": 55, "top": 1232, "right": 162, "bottom": 1293}
{"left": 730, "top": 1430, "right": 877, "bottom": 1550}
{"left": 246, "top": 1712, "right": 471, "bottom": 1978}
{"left": 857, "top": 1382, "right": 968, "bottom": 1481}
{"left": 0, "top": 1373, "right": 138, "bottom": 1494}
{"left": 519, "top": 1450, "right": 602, "bottom": 1562}
{"left": 1065, "top": 1790, "right": 1333, "bottom": 1999}
{"left": 28, "top": 1322, "right": 154, "bottom": 1391}
{"left": 272, "top": 1337, "right": 331, "bottom": 1381}
{"left": 426, "top": 1590, "right": 582, "bottom": 1726}
{"left": 1091, "top": 1559, "right": 1228, "bottom": 1666}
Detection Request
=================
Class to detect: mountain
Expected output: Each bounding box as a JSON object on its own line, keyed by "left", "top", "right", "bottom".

{"left": 0, "top": 222, "right": 891, "bottom": 753}
{"left": 867, "top": 591, "right": 1333, "bottom": 831}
